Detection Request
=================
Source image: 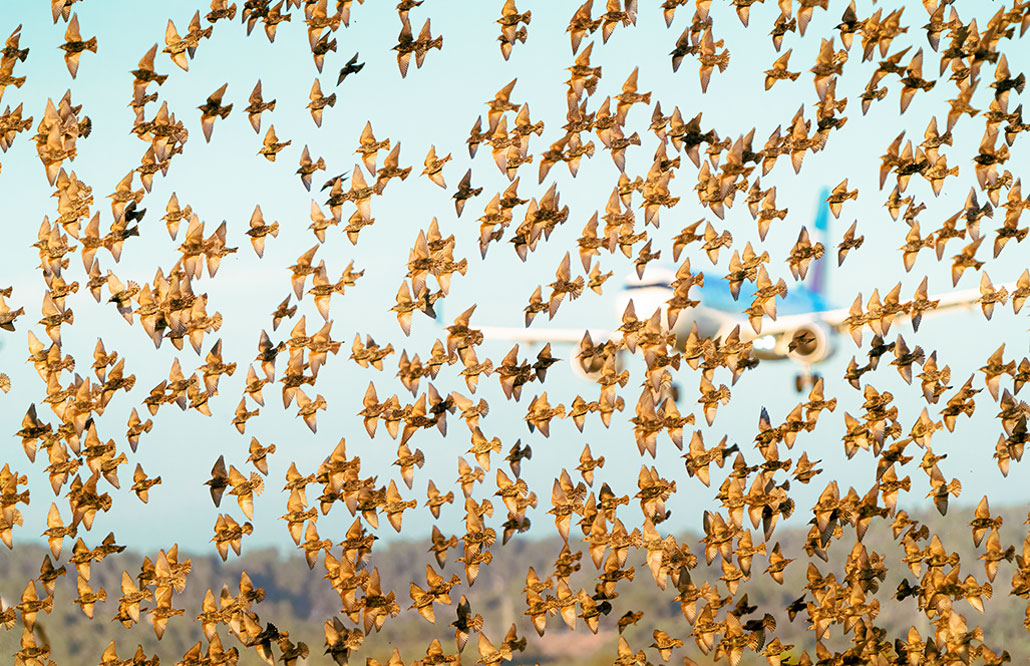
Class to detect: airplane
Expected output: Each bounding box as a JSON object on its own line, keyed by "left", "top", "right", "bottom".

{"left": 481, "top": 189, "right": 1025, "bottom": 392}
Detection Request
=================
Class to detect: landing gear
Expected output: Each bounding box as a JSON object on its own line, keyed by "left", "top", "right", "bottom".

{"left": 794, "top": 370, "right": 821, "bottom": 392}
{"left": 656, "top": 383, "right": 681, "bottom": 403}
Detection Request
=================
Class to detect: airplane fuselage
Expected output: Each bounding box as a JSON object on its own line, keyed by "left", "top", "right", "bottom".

{"left": 618, "top": 269, "right": 839, "bottom": 364}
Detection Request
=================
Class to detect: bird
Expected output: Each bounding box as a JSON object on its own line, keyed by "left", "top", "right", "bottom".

{"left": 296, "top": 145, "right": 326, "bottom": 192}
{"left": 0, "top": 295, "right": 25, "bottom": 331}
{"left": 197, "top": 83, "right": 232, "bottom": 142}
{"left": 245, "top": 80, "right": 276, "bottom": 133}
{"left": 422, "top": 145, "right": 451, "bottom": 188}
{"left": 764, "top": 50, "right": 800, "bottom": 89}
{"left": 58, "top": 14, "right": 97, "bottom": 79}
{"left": 337, "top": 52, "right": 364, "bottom": 85}
{"left": 307, "top": 78, "right": 335, "bottom": 127}
{"left": 1, "top": 5, "right": 1030, "bottom": 666}
{"left": 258, "top": 124, "right": 291, "bottom": 161}
{"left": 393, "top": 16, "right": 417, "bottom": 77}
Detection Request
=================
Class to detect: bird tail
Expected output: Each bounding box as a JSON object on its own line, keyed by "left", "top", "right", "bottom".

{"left": 809, "top": 187, "right": 831, "bottom": 300}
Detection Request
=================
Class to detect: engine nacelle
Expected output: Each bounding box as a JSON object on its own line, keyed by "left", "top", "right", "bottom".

{"left": 570, "top": 346, "right": 628, "bottom": 383}
{"left": 570, "top": 349, "right": 608, "bottom": 382}
{"left": 785, "top": 321, "right": 836, "bottom": 364}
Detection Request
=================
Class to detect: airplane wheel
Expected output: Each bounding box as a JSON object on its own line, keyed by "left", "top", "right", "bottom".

{"left": 670, "top": 384, "right": 680, "bottom": 403}
{"left": 794, "top": 375, "right": 804, "bottom": 393}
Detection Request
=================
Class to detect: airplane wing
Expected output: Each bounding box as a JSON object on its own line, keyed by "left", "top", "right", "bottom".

{"left": 734, "top": 278, "right": 1021, "bottom": 364}
{"left": 816, "top": 280, "right": 1018, "bottom": 332}
{"left": 481, "top": 276, "right": 1021, "bottom": 359}
{"left": 479, "top": 326, "right": 616, "bottom": 345}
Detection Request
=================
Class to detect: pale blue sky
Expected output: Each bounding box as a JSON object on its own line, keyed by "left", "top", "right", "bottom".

{"left": 0, "top": 1, "right": 1028, "bottom": 553}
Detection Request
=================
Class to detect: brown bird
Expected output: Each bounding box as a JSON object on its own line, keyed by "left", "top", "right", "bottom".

{"left": 453, "top": 169, "right": 481, "bottom": 217}
{"left": 498, "top": 0, "right": 531, "bottom": 60}
{"left": 308, "top": 78, "right": 336, "bottom": 127}
{"left": 258, "top": 124, "right": 291, "bottom": 161}
{"left": 245, "top": 80, "right": 276, "bottom": 133}
{"left": 0, "top": 295, "right": 25, "bottom": 331}
{"left": 130, "top": 44, "right": 167, "bottom": 96}
{"left": 58, "top": 14, "right": 97, "bottom": 79}
{"left": 130, "top": 464, "right": 161, "bottom": 503}
{"left": 212, "top": 513, "right": 253, "bottom": 561}
{"left": 296, "top": 145, "right": 325, "bottom": 192}
{"left": 198, "top": 83, "right": 231, "bottom": 142}
{"left": 764, "top": 50, "right": 800, "bottom": 89}
{"left": 422, "top": 145, "right": 452, "bottom": 188}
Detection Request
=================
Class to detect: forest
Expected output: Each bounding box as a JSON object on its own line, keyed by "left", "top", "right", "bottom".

{"left": 2, "top": 504, "right": 1029, "bottom": 665}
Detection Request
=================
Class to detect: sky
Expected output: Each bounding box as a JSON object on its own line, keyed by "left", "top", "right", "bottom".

{"left": 0, "top": 0, "right": 1029, "bottom": 554}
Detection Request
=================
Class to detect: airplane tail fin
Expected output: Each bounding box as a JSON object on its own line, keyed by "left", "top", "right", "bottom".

{"left": 809, "top": 187, "right": 831, "bottom": 299}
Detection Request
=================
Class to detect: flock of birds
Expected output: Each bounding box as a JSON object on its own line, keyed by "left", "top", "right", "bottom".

{"left": 1, "top": 0, "right": 1030, "bottom": 665}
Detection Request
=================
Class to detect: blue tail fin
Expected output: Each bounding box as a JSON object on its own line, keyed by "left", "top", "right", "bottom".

{"left": 809, "top": 187, "right": 831, "bottom": 300}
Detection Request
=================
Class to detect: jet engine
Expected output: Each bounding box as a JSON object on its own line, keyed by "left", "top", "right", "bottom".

{"left": 570, "top": 348, "right": 608, "bottom": 382}
{"left": 569, "top": 342, "right": 629, "bottom": 384}
{"left": 785, "top": 321, "right": 836, "bottom": 364}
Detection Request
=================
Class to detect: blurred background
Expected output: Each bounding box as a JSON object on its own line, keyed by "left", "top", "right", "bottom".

{"left": 0, "top": 0, "right": 1026, "bottom": 594}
